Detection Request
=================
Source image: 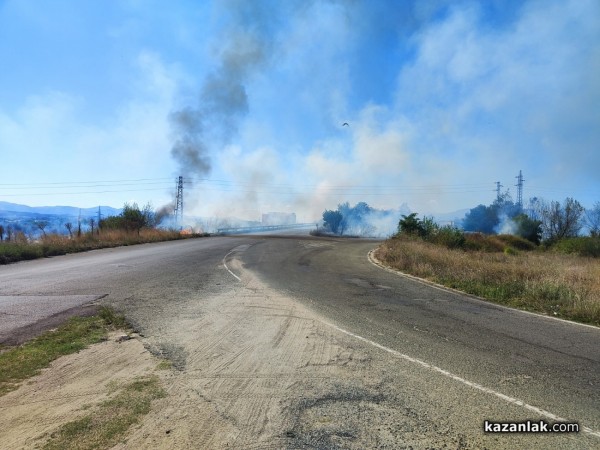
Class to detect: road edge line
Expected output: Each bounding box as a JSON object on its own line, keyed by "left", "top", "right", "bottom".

{"left": 322, "top": 319, "right": 600, "bottom": 438}
{"left": 222, "top": 249, "right": 241, "bottom": 282}
{"left": 367, "top": 248, "right": 599, "bottom": 331}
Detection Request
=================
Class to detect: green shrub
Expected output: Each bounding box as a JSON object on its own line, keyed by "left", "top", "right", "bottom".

{"left": 428, "top": 225, "right": 466, "bottom": 249}
{"left": 552, "top": 237, "right": 600, "bottom": 258}
{"left": 0, "top": 243, "right": 43, "bottom": 264}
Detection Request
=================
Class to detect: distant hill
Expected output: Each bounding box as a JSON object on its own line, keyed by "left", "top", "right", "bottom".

{"left": 0, "top": 201, "right": 120, "bottom": 218}
{"left": 0, "top": 202, "right": 122, "bottom": 237}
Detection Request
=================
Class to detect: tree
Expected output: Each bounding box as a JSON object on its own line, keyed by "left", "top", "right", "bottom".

{"left": 462, "top": 204, "right": 498, "bottom": 234}
{"left": 0, "top": 224, "right": 4, "bottom": 242}
{"left": 585, "top": 201, "right": 600, "bottom": 237}
{"left": 323, "top": 210, "right": 343, "bottom": 234}
{"left": 419, "top": 216, "right": 439, "bottom": 238}
{"left": 89, "top": 218, "right": 96, "bottom": 236}
{"left": 64, "top": 222, "right": 73, "bottom": 238}
{"left": 122, "top": 202, "right": 155, "bottom": 234}
{"left": 398, "top": 213, "right": 422, "bottom": 235}
{"left": 512, "top": 213, "right": 542, "bottom": 245}
{"left": 462, "top": 191, "right": 521, "bottom": 234}
{"left": 100, "top": 202, "right": 156, "bottom": 235}
{"left": 537, "top": 197, "right": 585, "bottom": 242}
{"left": 35, "top": 221, "right": 48, "bottom": 238}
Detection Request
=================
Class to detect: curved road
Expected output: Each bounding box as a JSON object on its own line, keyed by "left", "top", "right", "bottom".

{"left": 0, "top": 234, "right": 598, "bottom": 449}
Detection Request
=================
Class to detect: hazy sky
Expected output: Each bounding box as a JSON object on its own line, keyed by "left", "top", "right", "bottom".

{"left": 1, "top": 0, "right": 598, "bottom": 221}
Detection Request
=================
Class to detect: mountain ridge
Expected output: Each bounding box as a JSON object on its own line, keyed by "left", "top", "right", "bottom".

{"left": 0, "top": 201, "right": 121, "bottom": 217}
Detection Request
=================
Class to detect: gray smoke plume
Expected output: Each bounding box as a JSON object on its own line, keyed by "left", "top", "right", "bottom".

{"left": 169, "top": 0, "right": 280, "bottom": 178}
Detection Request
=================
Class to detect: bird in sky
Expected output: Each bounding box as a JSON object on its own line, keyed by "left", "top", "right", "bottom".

{"left": 342, "top": 122, "right": 349, "bottom": 127}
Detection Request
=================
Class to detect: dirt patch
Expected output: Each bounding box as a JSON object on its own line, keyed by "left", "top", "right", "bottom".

{"left": 0, "top": 331, "right": 164, "bottom": 449}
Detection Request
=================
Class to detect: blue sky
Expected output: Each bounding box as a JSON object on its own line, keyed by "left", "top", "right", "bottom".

{"left": 0, "top": 0, "right": 598, "bottom": 221}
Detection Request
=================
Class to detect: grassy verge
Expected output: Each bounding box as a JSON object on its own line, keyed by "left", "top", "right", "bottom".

{"left": 0, "top": 307, "right": 126, "bottom": 396}
{"left": 0, "top": 229, "right": 209, "bottom": 265}
{"left": 1, "top": 306, "right": 168, "bottom": 448}
{"left": 375, "top": 236, "right": 600, "bottom": 326}
{"left": 43, "top": 375, "right": 166, "bottom": 450}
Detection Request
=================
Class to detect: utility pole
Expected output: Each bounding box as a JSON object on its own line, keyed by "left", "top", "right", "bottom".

{"left": 97, "top": 206, "right": 102, "bottom": 234}
{"left": 495, "top": 181, "right": 503, "bottom": 202}
{"left": 515, "top": 170, "right": 524, "bottom": 208}
{"left": 174, "top": 176, "right": 184, "bottom": 225}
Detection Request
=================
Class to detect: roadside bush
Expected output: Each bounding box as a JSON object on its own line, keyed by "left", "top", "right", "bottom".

{"left": 551, "top": 237, "right": 600, "bottom": 258}
{"left": 428, "top": 225, "right": 466, "bottom": 249}
{"left": 0, "top": 243, "right": 43, "bottom": 264}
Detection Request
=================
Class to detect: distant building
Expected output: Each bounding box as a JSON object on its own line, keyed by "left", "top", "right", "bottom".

{"left": 261, "top": 212, "right": 296, "bottom": 226}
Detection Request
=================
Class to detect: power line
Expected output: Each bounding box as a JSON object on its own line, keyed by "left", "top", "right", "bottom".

{"left": 174, "top": 176, "right": 183, "bottom": 224}
{"left": 515, "top": 170, "right": 524, "bottom": 207}
{"left": 1, "top": 176, "right": 595, "bottom": 200}
{"left": 495, "top": 181, "right": 503, "bottom": 201}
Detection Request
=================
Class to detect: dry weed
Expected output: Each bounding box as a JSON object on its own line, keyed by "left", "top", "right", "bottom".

{"left": 376, "top": 238, "right": 600, "bottom": 325}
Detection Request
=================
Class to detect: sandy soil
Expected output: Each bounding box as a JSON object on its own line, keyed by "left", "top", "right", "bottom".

{"left": 0, "top": 331, "right": 161, "bottom": 449}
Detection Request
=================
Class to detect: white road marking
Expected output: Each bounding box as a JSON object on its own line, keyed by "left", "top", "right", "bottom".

{"left": 367, "top": 250, "right": 600, "bottom": 332}
{"left": 323, "top": 320, "right": 600, "bottom": 438}
{"left": 222, "top": 243, "right": 599, "bottom": 437}
{"left": 223, "top": 250, "right": 241, "bottom": 281}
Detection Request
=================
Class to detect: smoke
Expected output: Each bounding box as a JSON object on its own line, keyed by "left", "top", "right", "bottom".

{"left": 494, "top": 213, "right": 517, "bottom": 235}
{"left": 154, "top": 202, "right": 176, "bottom": 226}
{"left": 169, "top": 0, "right": 598, "bottom": 225}
{"left": 321, "top": 202, "right": 406, "bottom": 238}
{"left": 169, "top": 0, "right": 280, "bottom": 179}
{"left": 170, "top": 108, "right": 211, "bottom": 176}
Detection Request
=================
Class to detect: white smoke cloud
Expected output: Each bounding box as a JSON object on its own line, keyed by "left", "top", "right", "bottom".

{"left": 2, "top": 0, "right": 597, "bottom": 217}
{"left": 187, "top": 0, "right": 598, "bottom": 224}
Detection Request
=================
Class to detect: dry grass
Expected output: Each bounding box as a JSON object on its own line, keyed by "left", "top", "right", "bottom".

{"left": 0, "top": 229, "right": 208, "bottom": 264}
{"left": 376, "top": 236, "right": 600, "bottom": 326}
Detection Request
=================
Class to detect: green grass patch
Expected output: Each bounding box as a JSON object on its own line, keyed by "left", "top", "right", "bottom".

{"left": 42, "top": 375, "right": 166, "bottom": 450}
{"left": 0, "top": 242, "right": 43, "bottom": 264}
{"left": 0, "top": 307, "right": 127, "bottom": 396}
{"left": 156, "top": 359, "right": 172, "bottom": 370}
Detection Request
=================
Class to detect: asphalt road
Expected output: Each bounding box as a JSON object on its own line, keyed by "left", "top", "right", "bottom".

{"left": 240, "top": 236, "right": 600, "bottom": 436}
{"left": 1, "top": 234, "right": 598, "bottom": 448}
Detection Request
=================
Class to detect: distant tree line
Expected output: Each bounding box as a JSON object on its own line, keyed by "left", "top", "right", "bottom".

{"left": 462, "top": 192, "right": 598, "bottom": 244}
{"left": 0, "top": 202, "right": 166, "bottom": 243}
{"left": 321, "top": 202, "right": 395, "bottom": 236}
{"left": 317, "top": 194, "right": 599, "bottom": 255}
